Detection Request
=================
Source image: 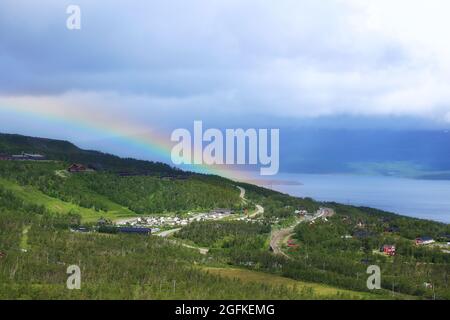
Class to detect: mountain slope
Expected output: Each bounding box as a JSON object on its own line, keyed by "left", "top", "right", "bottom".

{"left": 0, "top": 133, "right": 179, "bottom": 174}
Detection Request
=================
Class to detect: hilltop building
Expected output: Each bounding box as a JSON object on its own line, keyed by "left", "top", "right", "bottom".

{"left": 11, "top": 152, "right": 46, "bottom": 161}
{"left": 68, "top": 164, "right": 88, "bottom": 173}
{"left": 416, "top": 237, "right": 435, "bottom": 245}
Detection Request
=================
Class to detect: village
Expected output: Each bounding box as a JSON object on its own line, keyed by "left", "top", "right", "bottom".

{"left": 115, "top": 209, "right": 234, "bottom": 230}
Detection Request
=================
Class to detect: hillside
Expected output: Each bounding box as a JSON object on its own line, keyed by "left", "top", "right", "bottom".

{"left": 0, "top": 133, "right": 449, "bottom": 300}
{"left": 0, "top": 161, "right": 243, "bottom": 222}
{"left": 0, "top": 133, "right": 179, "bottom": 174}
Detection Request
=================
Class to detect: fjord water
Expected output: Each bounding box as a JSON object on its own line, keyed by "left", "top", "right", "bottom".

{"left": 269, "top": 173, "right": 450, "bottom": 223}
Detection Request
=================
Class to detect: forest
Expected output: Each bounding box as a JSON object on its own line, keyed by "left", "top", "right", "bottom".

{"left": 0, "top": 161, "right": 242, "bottom": 216}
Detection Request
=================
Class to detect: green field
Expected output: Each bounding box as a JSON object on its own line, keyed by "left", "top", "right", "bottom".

{"left": 0, "top": 177, "right": 137, "bottom": 223}
{"left": 202, "top": 267, "right": 405, "bottom": 300}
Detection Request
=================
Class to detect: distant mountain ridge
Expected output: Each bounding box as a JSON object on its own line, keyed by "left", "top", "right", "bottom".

{"left": 280, "top": 129, "right": 450, "bottom": 179}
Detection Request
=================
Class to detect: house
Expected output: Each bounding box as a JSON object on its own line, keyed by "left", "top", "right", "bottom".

{"left": 117, "top": 227, "right": 151, "bottom": 235}
{"left": 97, "top": 218, "right": 108, "bottom": 225}
{"left": 25, "top": 153, "right": 46, "bottom": 160}
{"left": 11, "top": 152, "right": 46, "bottom": 161}
{"left": 438, "top": 234, "right": 450, "bottom": 243}
{"left": 295, "top": 210, "right": 308, "bottom": 216}
{"left": 416, "top": 237, "right": 435, "bottom": 245}
{"left": 423, "top": 282, "right": 433, "bottom": 289}
{"left": 381, "top": 245, "right": 396, "bottom": 256}
{"left": 287, "top": 239, "right": 299, "bottom": 248}
{"left": 353, "top": 230, "right": 372, "bottom": 239}
{"left": 70, "top": 226, "right": 90, "bottom": 233}
{"left": 379, "top": 217, "right": 392, "bottom": 223}
{"left": 319, "top": 207, "right": 335, "bottom": 218}
{"left": 68, "top": 163, "right": 87, "bottom": 173}
{"left": 0, "top": 154, "right": 11, "bottom": 161}
{"left": 384, "top": 226, "right": 400, "bottom": 233}
{"left": 356, "top": 220, "right": 366, "bottom": 228}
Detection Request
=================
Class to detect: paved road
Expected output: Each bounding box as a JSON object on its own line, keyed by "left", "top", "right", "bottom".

{"left": 181, "top": 243, "right": 209, "bottom": 255}
{"left": 270, "top": 208, "right": 333, "bottom": 258}
{"left": 157, "top": 228, "right": 181, "bottom": 238}
{"left": 237, "top": 186, "right": 246, "bottom": 200}
{"left": 237, "top": 186, "right": 264, "bottom": 218}
{"left": 249, "top": 204, "right": 264, "bottom": 218}
{"left": 269, "top": 223, "right": 299, "bottom": 259}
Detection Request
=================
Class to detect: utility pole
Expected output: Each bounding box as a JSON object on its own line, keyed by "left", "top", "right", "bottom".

{"left": 432, "top": 282, "right": 436, "bottom": 300}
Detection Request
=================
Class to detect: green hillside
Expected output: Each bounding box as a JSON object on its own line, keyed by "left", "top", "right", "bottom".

{"left": 0, "top": 133, "right": 179, "bottom": 174}
{"left": 0, "top": 160, "right": 242, "bottom": 221}
{"left": 1, "top": 133, "right": 449, "bottom": 300}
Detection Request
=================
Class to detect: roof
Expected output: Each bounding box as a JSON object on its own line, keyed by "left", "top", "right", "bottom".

{"left": 117, "top": 227, "right": 151, "bottom": 234}
{"left": 353, "top": 230, "right": 373, "bottom": 238}
{"left": 24, "top": 153, "right": 45, "bottom": 157}
{"left": 68, "top": 164, "right": 87, "bottom": 171}
{"left": 69, "top": 163, "right": 86, "bottom": 168}
{"left": 417, "top": 236, "right": 434, "bottom": 241}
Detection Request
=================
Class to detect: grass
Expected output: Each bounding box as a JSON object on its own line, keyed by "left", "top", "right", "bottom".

{"left": 202, "top": 267, "right": 398, "bottom": 300}
{"left": 0, "top": 178, "right": 138, "bottom": 223}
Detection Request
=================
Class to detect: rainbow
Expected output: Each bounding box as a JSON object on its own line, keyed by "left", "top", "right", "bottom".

{"left": 0, "top": 100, "right": 255, "bottom": 181}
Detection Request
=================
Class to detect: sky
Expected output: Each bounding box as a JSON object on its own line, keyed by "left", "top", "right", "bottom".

{"left": 1, "top": 0, "right": 450, "bottom": 173}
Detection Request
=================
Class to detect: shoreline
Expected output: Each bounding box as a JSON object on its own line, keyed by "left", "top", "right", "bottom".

{"left": 249, "top": 173, "right": 450, "bottom": 224}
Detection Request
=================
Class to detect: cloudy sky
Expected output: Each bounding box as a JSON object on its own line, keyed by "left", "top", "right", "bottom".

{"left": 1, "top": 0, "right": 450, "bottom": 164}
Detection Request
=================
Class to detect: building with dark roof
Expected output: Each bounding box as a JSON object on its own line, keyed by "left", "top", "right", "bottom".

{"left": 416, "top": 237, "right": 435, "bottom": 245}
{"left": 68, "top": 164, "right": 88, "bottom": 173}
{"left": 117, "top": 227, "right": 151, "bottom": 235}
{"left": 11, "top": 152, "right": 46, "bottom": 161}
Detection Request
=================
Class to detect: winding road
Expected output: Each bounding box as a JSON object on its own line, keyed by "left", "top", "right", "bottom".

{"left": 157, "top": 228, "right": 181, "bottom": 238}
{"left": 236, "top": 186, "right": 264, "bottom": 218}
{"left": 237, "top": 186, "right": 246, "bottom": 201}
{"left": 269, "top": 222, "right": 301, "bottom": 259}
{"left": 157, "top": 186, "right": 265, "bottom": 255}
{"left": 269, "top": 208, "right": 333, "bottom": 258}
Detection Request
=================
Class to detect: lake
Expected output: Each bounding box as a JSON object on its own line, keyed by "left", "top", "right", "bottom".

{"left": 258, "top": 173, "right": 450, "bottom": 223}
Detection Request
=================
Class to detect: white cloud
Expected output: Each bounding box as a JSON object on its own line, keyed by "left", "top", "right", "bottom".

{"left": 1, "top": 0, "right": 450, "bottom": 125}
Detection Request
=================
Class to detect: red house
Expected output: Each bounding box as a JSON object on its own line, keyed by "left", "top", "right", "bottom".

{"left": 287, "top": 239, "right": 299, "bottom": 248}
{"left": 381, "top": 245, "right": 396, "bottom": 256}
{"left": 68, "top": 164, "right": 87, "bottom": 173}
